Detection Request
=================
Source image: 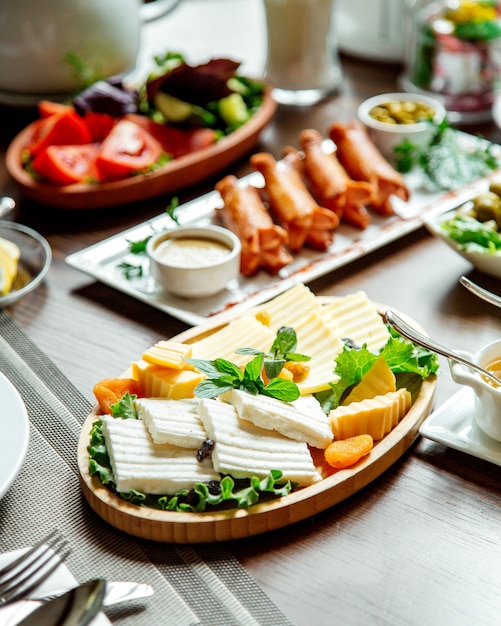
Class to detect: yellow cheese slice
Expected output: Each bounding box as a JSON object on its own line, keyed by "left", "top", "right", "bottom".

{"left": 253, "top": 283, "right": 323, "bottom": 332}
{"left": 293, "top": 310, "right": 344, "bottom": 395}
{"left": 132, "top": 358, "right": 203, "bottom": 399}
{"left": 342, "top": 355, "right": 396, "bottom": 405}
{"left": 329, "top": 388, "right": 411, "bottom": 440}
{"left": 322, "top": 291, "right": 390, "bottom": 352}
{"left": 190, "top": 316, "right": 274, "bottom": 367}
{"left": 142, "top": 341, "right": 193, "bottom": 370}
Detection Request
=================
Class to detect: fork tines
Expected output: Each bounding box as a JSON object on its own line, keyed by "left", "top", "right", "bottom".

{"left": 0, "top": 530, "right": 71, "bottom": 605}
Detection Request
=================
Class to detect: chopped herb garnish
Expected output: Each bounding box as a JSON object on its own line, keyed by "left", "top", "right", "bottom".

{"left": 116, "top": 262, "right": 143, "bottom": 279}
{"left": 394, "top": 120, "right": 498, "bottom": 190}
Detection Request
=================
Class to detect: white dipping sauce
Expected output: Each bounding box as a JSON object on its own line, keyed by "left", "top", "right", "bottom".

{"left": 155, "top": 237, "right": 231, "bottom": 268}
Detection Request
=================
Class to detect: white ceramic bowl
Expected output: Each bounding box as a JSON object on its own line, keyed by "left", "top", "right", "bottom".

{"left": 357, "top": 92, "right": 447, "bottom": 161}
{"left": 147, "top": 225, "right": 241, "bottom": 298}
{"left": 0, "top": 221, "right": 52, "bottom": 307}
{"left": 426, "top": 210, "right": 501, "bottom": 279}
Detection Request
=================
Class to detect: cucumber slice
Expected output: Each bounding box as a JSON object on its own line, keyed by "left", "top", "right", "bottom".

{"left": 218, "top": 93, "right": 249, "bottom": 126}
{"left": 154, "top": 92, "right": 217, "bottom": 126}
{"left": 154, "top": 92, "right": 192, "bottom": 123}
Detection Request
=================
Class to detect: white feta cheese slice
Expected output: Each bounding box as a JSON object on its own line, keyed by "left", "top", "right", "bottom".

{"left": 197, "top": 398, "right": 321, "bottom": 486}
{"left": 227, "top": 390, "right": 333, "bottom": 449}
{"left": 134, "top": 397, "right": 206, "bottom": 448}
{"left": 101, "top": 416, "right": 219, "bottom": 495}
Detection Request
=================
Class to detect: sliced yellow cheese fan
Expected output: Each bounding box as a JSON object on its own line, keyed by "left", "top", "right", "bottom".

{"left": 0, "top": 236, "right": 20, "bottom": 296}
{"left": 329, "top": 388, "right": 411, "bottom": 441}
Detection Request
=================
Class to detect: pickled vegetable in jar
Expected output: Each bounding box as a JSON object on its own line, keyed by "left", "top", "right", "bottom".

{"left": 401, "top": 0, "right": 501, "bottom": 123}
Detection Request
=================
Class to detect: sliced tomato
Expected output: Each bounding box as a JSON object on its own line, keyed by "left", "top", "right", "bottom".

{"left": 27, "top": 110, "right": 92, "bottom": 157}
{"left": 38, "top": 100, "right": 73, "bottom": 118}
{"left": 83, "top": 112, "right": 116, "bottom": 142}
{"left": 32, "top": 143, "right": 100, "bottom": 185}
{"left": 124, "top": 113, "right": 217, "bottom": 158}
{"left": 94, "top": 119, "right": 163, "bottom": 181}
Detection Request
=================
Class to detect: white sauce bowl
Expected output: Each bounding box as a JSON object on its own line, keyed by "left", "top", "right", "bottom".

{"left": 357, "top": 92, "right": 447, "bottom": 162}
{"left": 147, "top": 225, "right": 241, "bottom": 298}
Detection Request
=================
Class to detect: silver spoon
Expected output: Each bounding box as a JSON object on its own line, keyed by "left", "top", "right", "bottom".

{"left": 384, "top": 309, "right": 501, "bottom": 387}
{"left": 0, "top": 196, "right": 15, "bottom": 219}
{"left": 459, "top": 275, "right": 501, "bottom": 309}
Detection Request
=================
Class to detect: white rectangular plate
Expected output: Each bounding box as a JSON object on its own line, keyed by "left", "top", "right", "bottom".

{"left": 66, "top": 141, "right": 497, "bottom": 327}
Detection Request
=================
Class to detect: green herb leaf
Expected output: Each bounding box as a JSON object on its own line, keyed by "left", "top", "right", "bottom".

{"left": 263, "top": 378, "right": 300, "bottom": 402}
{"left": 192, "top": 378, "right": 236, "bottom": 398}
{"left": 117, "top": 262, "right": 143, "bottom": 279}
{"left": 165, "top": 197, "right": 180, "bottom": 224}
{"left": 110, "top": 392, "right": 138, "bottom": 419}
{"left": 127, "top": 236, "right": 151, "bottom": 255}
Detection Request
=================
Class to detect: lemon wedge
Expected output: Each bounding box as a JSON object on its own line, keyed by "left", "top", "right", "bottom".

{"left": 0, "top": 236, "right": 21, "bottom": 295}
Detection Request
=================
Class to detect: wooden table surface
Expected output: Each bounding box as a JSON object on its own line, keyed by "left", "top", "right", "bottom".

{"left": 3, "top": 1, "right": 501, "bottom": 624}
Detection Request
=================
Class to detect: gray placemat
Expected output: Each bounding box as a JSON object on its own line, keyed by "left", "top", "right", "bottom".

{"left": 0, "top": 309, "right": 294, "bottom": 626}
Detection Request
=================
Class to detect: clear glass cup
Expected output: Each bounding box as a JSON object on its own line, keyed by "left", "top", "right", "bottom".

{"left": 262, "top": 0, "right": 342, "bottom": 106}
{"left": 401, "top": 0, "right": 501, "bottom": 123}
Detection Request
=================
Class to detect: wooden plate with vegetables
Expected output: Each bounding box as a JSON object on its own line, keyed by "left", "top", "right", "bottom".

{"left": 6, "top": 56, "right": 277, "bottom": 210}
{"left": 77, "top": 287, "right": 437, "bottom": 543}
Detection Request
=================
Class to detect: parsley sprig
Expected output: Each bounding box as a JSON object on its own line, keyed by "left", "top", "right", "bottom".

{"left": 116, "top": 197, "right": 180, "bottom": 279}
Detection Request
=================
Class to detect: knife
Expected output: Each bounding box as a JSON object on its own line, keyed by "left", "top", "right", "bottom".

{"left": 3, "top": 580, "right": 154, "bottom": 626}
{"left": 16, "top": 578, "right": 106, "bottom": 626}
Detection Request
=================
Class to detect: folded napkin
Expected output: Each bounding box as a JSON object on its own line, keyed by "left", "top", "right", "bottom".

{"left": 0, "top": 548, "right": 110, "bottom": 626}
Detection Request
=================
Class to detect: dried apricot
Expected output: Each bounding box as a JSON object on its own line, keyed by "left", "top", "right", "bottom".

{"left": 324, "top": 434, "right": 374, "bottom": 469}
{"left": 93, "top": 378, "right": 142, "bottom": 414}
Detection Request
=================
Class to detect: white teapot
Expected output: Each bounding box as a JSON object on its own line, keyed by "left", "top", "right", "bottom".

{"left": 0, "top": 0, "right": 181, "bottom": 95}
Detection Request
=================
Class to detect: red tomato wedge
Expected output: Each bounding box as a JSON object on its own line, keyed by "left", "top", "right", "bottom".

{"left": 32, "top": 143, "right": 100, "bottom": 185}
{"left": 27, "top": 110, "right": 92, "bottom": 157}
{"left": 94, "top": 119, "right": 163, "bottom": 181}
{"left": 83, "top": 112, "right": 116, "bottom": 142}
{"left": 124, "top": 114, "right": 217, "bottom": 158}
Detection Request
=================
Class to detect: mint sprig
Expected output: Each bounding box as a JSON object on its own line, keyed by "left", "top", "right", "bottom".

{"left": 186, "top": 353, "right": 300, "bottom": 402}
{"left": 237, "top": 326, "right": 310, "bottom": 380}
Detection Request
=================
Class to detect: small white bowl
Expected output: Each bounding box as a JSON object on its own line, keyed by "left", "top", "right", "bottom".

{"left": 426, "top": 211, "right": 501, "bottom": 279}
{"left": 357, "top": 92, "right": 447, "bottom": 161}
{"left": 147, "top": 225, "right": 241, "bottom": 298}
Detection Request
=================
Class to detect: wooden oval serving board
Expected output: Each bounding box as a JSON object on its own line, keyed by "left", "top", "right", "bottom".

{"left": 78, "top": 301, "right": 436, "bottom": 543}
{"left": 6, "top": 86, "right": 277, "bottom": 210}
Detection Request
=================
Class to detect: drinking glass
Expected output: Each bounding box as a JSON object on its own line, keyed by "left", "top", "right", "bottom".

{"left": 262, "top": 0, "right": 342, "bottom": 106}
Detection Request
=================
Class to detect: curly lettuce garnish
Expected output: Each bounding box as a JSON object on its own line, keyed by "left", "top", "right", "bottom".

{"left": 316, "top": 327, "right": 439, "bottom": 412}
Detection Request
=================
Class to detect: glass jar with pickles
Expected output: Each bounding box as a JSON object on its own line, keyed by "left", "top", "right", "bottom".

{"left": 401, "top": 0, "right": 501, "bottom": 123}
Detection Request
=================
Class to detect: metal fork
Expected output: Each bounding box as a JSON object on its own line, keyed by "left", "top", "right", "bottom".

{"left": 0, "top": 530, "right": 71, "bottom": 606}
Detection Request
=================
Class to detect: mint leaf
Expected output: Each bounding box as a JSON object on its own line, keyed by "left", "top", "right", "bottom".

{"left": 263, "top": 378, "right": 300, "bottom": 402}
{"left": 192, "top": 378, "right": 236, "bottom": 398}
